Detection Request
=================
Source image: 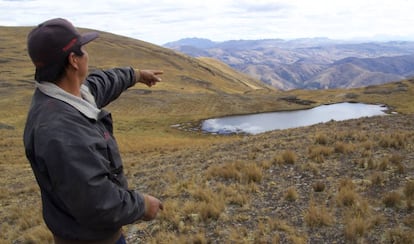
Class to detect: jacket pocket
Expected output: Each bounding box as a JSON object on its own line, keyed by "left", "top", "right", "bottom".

{"left": 106, "top": 139, "right": 127, "bottom": 187}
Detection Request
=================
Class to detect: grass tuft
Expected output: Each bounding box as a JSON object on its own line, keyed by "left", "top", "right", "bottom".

{"left": 378, "top": 133, "right": 406, "bottom": 149}
{"left": 206, "top": 161, "right": 262, "bottom": 183}
{"left": 304, "top": 201, "right": 333, "bottom": 228}
{"left": 337, "top": 188, "right": 358, "bottom": 207}
{"left": 378, "top": 158, "right": 389, "bottom": 171}
{"left": 404, "top": 181, "right": 414, "bottom": 200}
{"left": 275, "top": 150, "right": 297, "bottom": 165}
{"left": 308, "top": 145, "right": 333, "bottom": 162}
{"left": 404, "top": 214, "right": 414, "bottom": 228}
{"left": 315, "top": 133, "right": 329, "bottom": 145}
{"left": 383, "top": 191, "right": 402, "bottom": 208}
{"left": 285, "top": 187, "right": 299, "bottom": 201}
{"left": 369, "top": 172, "right": 384, "bottom": 186}
{"left": 241, "top": 163, "right": 263, "bottom": 183}
{"left": 312, "top": 181, "right": 326, "bottom": 192}
{"left": 334, "top": 142, "right": 354, "bottom": 154}
{"left": 344, "top": 216, "right": 368, "bottom": 241}
{"left": 206, "top": 162, "right": 242, "bottom": 182}
{"left": 389, "top": 153, "right": 404, "bottom": 164}
{"left": 385, "top": 228, "right": 414, "bottom": 244}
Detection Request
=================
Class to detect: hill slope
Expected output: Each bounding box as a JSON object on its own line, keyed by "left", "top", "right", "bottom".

{"left": 2, "top": 27, "right": 414, "bottom": 243}
{"left": 0, "top": 26, "right": 272, "bottom": 95}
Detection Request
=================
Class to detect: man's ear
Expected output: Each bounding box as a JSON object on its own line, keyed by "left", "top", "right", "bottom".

{"left": 68, "top": 52, "right": 79, "bottom": 70}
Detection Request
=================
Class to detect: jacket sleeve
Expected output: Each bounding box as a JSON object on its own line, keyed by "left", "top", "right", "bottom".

{"left": 35, "top": 120, "right": 146, "bottom": 229}
{"left": 84, "top": 67, "right": 137, "bottom": 108}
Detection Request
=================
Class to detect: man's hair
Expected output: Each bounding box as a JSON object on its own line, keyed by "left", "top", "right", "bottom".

{"left": 51, "top": 45, "right": 85, "bottom": 84}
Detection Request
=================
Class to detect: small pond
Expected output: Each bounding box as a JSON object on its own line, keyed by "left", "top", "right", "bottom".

{"left": 201, "top": 102, "right": 388, "bottom": 135}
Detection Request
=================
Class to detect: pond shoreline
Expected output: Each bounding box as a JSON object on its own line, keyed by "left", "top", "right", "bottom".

{"left": 201, "top": 102, "right": 389, "bottom": 135}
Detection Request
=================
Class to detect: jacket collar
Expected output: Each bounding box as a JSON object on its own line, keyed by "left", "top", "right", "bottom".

{"left": 35, "top": 81, "right": 101, "bottom": 121}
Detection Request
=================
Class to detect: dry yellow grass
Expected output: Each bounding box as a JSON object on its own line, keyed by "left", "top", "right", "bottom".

{"left": 369, "top": 172, "right": 384, "bottom": 186}
{"left": 304, "top": 200, "right": 333, "bottom": 228}
{"left": 285, "top": 187, "right": 299, "bottom": 202}
{"left": 344, "top": 216, "right": 368, "bottom": 241}
{"left": 2, "top": 26, "right": 414, "bottom": 243}
{"left": 273, "top": 150, "right": 297, "bottom": 165}
{"left": 383, "top": 191, "right": 403, "bottom": 208}
{"left": 315, "top": 133, "right": 329, "bottom": 145}
{"left": 337, "top": 186, "right": 359, "bottom": 207}
{"left": 404, "top": 181, "right": 414, "bottom": 200}
{"left": 312, "top": 181, "right": 326, "bottom": 192}
{"left": 333, "top": 142, "right": 355, "bottom": 154}
{"left": 385, "top": 228, "right": 414, "bottom": 244}
{"left": 308, "top": 145, "right": 333, "bottom": 163}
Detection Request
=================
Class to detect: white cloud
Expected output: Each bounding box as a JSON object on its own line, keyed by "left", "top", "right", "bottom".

{"left": 1, "top": 0, "right": 414, "bottom": 44}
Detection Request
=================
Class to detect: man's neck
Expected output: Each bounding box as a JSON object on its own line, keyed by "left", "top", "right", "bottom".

{"left": 56, "top": 76, "right": 82, "bottom": 97}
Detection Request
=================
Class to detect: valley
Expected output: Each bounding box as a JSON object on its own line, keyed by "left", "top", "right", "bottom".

{"left": 165, "top": 38, "right": 414, "bottom": 90}
{"left": 1, "top": 27, "right": 414, "bottom": 243}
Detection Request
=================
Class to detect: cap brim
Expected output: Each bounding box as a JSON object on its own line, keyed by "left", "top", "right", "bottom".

{"left": 79, "top": 32, "right": 99, "bottom": 46}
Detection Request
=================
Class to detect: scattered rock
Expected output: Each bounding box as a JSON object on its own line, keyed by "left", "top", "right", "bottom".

{"left": 278, "top": 95, "right": 315, "bottom": 105}
{"left": 0, "top": 122, "right": 14, "bottom": 130}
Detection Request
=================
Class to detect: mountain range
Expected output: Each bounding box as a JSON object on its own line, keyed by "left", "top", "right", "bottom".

{"left": 164, "top": 38, "right": 414, "bottom": 90}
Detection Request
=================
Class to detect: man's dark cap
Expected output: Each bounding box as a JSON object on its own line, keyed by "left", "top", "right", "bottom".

{"left": 27, "top": 18, "right": 99, "bottom": 81}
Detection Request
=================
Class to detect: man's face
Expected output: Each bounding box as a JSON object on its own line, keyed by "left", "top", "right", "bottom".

{"left": 78, "top": 46, "right": 89, "bottom": 81}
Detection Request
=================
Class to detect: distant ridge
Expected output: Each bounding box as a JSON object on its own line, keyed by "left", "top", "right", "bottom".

{"left": 164, "top": 37, "right": 217, "bottom": 49}
{"left": 164, "top": 38, "right": 414, "bottom": 90}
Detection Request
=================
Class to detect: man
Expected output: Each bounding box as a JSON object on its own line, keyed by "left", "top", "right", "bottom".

{"left": 23, "top": 18, "right": 163, "bottom": 244}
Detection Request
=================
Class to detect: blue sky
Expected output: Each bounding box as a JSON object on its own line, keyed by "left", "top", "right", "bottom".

{"left": 1, "top": 0, "right": 414, "bottom": 45}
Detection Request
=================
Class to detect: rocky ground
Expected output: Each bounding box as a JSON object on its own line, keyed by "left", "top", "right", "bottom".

{"left": 121, "top": 114, "right": 414, "bottom": 243}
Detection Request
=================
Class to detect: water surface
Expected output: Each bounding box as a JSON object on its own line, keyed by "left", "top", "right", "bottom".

{"left": 202, "top": 102, "right": 388, "bottom": 135}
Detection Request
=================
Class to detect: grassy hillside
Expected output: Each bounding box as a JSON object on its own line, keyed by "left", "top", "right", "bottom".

{"left": 1, "top": 26, "right": 414, "bottom": 243}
